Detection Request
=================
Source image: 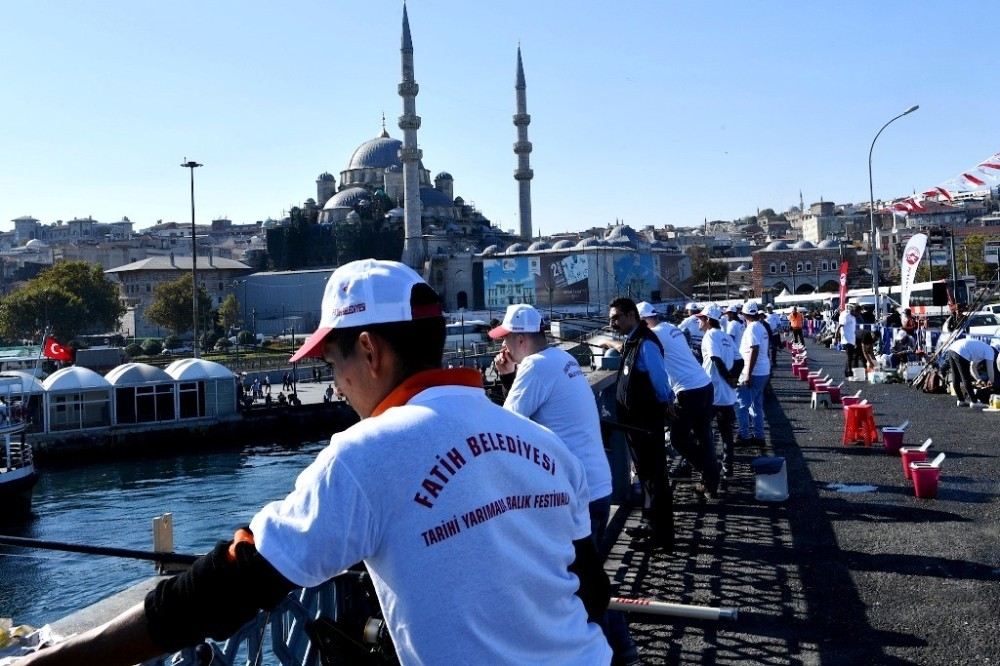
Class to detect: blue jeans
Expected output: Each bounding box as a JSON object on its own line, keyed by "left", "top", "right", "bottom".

{"left": 736, "top": 374, "right": 768, "bottom": 439}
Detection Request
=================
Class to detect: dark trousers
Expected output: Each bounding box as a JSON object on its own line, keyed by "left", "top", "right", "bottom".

{"left": 948, "top": 351, "right": 977, "bottom": 402}
{"left": 620, "top": 411, "right": 673, "bottom": 549}
{"left": 672, "top": 384, "right": 720, "bottom": 492}
{"left": 791, "top": 327, "right": 805, "bottom": 345}
{"left": 844, "top": 343, "right": 860, "bottom": 377}
{"left": 713, "top": 404, "right": 736, "bottom": 467}
{"left": 769, "top": 335, "right": 780, "bottom": 366}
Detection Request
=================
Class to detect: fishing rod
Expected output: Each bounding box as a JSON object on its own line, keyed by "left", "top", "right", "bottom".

{"left": 0, "top": 534, "right": 200, "bottom": 565}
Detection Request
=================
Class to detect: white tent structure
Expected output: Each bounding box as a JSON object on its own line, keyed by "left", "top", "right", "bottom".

{"left": 164, "top": 359, "right": 238, "bottom": 419}
{"left": 42, "top": 366, "right": 113, "bottom": 432}
{"left": 106, "top": 363, "right": 177, "bottom": 424}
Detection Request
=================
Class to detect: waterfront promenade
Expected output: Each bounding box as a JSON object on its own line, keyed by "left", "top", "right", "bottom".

{"left": 615, "top": 340, "right": 999, "bottom": 664}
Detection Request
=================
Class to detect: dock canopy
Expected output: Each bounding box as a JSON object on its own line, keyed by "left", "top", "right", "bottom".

{"left": 0, "top": 371, "right": 44, "bottom": 432}
{"left": 164, "top": 359, "right": 238, "bottom": 419}
{"left": 105, "top": 363, "right": 176, "bottom": 425}
{"left": 42, "top": 366, "right": 113, "bottom": 432}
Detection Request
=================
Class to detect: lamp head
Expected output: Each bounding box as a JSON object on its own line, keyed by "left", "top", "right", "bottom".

{"left": 903, "top": 105, "right": 919, "bottom": 115}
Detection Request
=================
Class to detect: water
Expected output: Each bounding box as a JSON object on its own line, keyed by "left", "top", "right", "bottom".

{"left": 0, "top": 440, "right": 328, "bottom": 626}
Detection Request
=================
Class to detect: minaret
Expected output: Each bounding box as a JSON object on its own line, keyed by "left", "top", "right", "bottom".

{"left": 513, "top": 46, "right": 533, "bottom": 240}
{"left": 399, "top": 4, "right": 424, "bottom": 269}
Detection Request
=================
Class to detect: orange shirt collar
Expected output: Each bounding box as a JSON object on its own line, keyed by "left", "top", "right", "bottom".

{"left": 371, "top": 368, "right": 483, "bottom": 417}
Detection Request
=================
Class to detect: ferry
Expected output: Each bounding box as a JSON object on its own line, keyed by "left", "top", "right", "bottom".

{"left": 0, "top": 375, "right": 35, "bottom": 517}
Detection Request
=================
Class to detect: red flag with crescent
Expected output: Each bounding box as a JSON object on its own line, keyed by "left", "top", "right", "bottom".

{"left": 43, "top": 336, "right": 73, "bottom": 362}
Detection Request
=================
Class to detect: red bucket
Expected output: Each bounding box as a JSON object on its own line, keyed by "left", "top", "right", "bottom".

{"left": 900, "top": 448, "right": 928, "bottom": 479}
{"left": 826, "top": 385, "right": 842, "bottom": 403}
{"left": 841, "top": 395, "right": 861, "bottom": 407}
{"left": 882, "top": 427, "right": 905, "bottom": 454}
{"left": 910, "top": 463, "right": 940, "bottom": 499}
{"left": 796, "top": 366, "right": 811, "bottom": 380}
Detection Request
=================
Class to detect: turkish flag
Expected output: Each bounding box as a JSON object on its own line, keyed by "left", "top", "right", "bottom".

{"left": 43, "top": 336, "right": 73, "bottom": 362}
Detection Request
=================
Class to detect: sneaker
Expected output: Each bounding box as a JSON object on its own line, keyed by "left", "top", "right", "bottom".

{"left": 722, "top": 463, "right": 734, "bottom": 478}
{"left": 625, "top": 522, "right": 654, "bottom": 538}
{"left": 957, "top": 399, "right": 964, "bottom": 407}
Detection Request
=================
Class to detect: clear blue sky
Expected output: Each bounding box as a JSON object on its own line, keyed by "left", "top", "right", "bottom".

{"left": 1, "top": 1, "right": 996, "bottom": 235}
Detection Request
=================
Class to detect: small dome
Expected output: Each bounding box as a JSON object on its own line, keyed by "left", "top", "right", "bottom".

{"left": 43, "top": 366, "right": 112, "bottom": 392}
{"left": 165, "top": 358, "right": 236, "bottom": 381}
{"left": 2, "top": 371, "right": 44, "bottom": 394}
{"left": 765, "top": 240, "right": 789, "bottom": 251}
{"left": 734, "top": 263, "right": 751, "bottom": 272}
{"left": 817, "top": 239, "right": 839, "bottom": 249}
{"left": 791, "top": 240, "right": 815, "bottom": 250}
{"left": 435, "top": 171, "right": 453, "bottom": 180}
{"left": 551, "top": 240, "right": 574, "bottom": 250}
{"left": 317, "top": 172, "right": 335, "bottom": 181}
{"left": 323, "top": 187, "right": 370, "bottom": 211}
{"left": 506, "top": 243, "right": 528, "bottom": 254}
{"left": 304, "top": 197, "right": 316, "bottom": 204}
{"left": 605, "top": 225, "right": 641, "bottom": 244}
{"left": 420, "top": 186, "right": 453, "bottom": 208}
{"left": 575, "top": 238, "right": 602, "bottom": 248}
{"left": 105, "top": 363, "right": 173, "bottom": 386}
{"left": 527, "top": 241, "right": 551, "bottom": 251}
{"left": 453, "top": 196, "right": 465, "bottom": 204}
{"left": 25, "top": 239, "right": 48, "bottom": 248}
{"left": 480, "top": 245, "right": 501, "bottom": 256}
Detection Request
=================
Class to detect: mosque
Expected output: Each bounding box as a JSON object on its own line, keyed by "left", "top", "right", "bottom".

{"left": 304, "top": 6, "right": 690, "bottom": 313}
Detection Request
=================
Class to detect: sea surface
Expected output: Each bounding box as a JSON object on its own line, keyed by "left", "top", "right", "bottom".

{"left": 0, "top": 441, "right": 327, "bottom": 627}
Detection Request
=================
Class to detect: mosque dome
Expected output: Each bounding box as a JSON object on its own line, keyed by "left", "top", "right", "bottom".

{"left": 347, "top": 135, "right": 403, "bottom": 170}
{"left": 25, "top": 239, "right": 47, "bottom": 248}
{"left": 435, "top": 171, "right": 453, "bottom": 180}
{"left": 322, "top": 187, "right": 370, "bottom": 211}
{"left": 605, "top": 225, "right": 641, "bottom": 245}
{"left": 420, "top": 186, "right": 453, "bottom": 208}
{"left": 527, "top": 241, "right": 551, "bottom": 251}
{"left": 317, "top": 172, "right": 335, "bottom": 181}
{"left": 575, "top": 238, "right": 602, "bottom": 248}
{"left": 791, "top": 240, "right": 815, "bottom": 250}
{"left": 551, "top": 240, "right": 574, "bottom": 250}
{"left": 480, "top": 245, "right": 501, "bottom": 256}
{"left": 817, "top": 239, "right": 840, "bottom": 249}
{"left": 453, "top": 196, "right": 465, "bottom": 205}
{"left": 506, "top": 243, "right": 527, "bottom": 254}
{"left": 765, "top": 240, "right": 789, "bottom": 251}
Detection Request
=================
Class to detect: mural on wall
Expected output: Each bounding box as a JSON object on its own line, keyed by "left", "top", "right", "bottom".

{"left": 483, "top": 254, "right": 590, "bottom": 308}
{"left": 613, "top": 253, "right": 656, "bottom": 300}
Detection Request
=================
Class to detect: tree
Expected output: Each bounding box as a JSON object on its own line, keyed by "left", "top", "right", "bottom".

{"left": 0, "top": 260, "right": 124, "bottom": 342}
{"left": 687, "top": 246, "right": 730, "bottom": 296}
{"left": 217, "top": 293, "right": 241, "bottom": 332}
{"left": 145, "top": 273, "right": 213, "bottom": 336}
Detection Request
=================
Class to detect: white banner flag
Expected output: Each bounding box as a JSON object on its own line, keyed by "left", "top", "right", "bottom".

{"left": 900, "top": 233, "right": 928, "bottom": 311}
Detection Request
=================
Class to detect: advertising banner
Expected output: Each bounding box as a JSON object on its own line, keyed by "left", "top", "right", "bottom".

{"left": 483, "top": 254, "right": 590, "bottom": 308}
{"left": 899, "top": 233, "right": 927, "bottom": 311}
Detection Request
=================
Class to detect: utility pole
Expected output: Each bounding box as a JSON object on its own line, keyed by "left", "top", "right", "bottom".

{"left": 181, "top": 159, "right": 203, "bottom": 358}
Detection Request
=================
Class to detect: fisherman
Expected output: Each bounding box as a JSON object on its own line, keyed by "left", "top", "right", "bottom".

{"left": 837, "top": 304, "right": 861, "bottom": 378}
{"left": 724, "top": 305, "right": 746, "bottom": 380}
{"left": 20, "top": 259, "right": 612, "bottom": 665}
{"left": 677, "top": 302, "right": 704, "bottom": 362}
{"left": 764, "top": 304, "right": 781, "bottom": 367}
{"left": 788, "top": 306, "right": 805, "bottom": 345}
{"left": 490, "top": 303, "right": 638, "bottom": 664}
{"left": 638, "top": 302, "right": 720, "bottom": 498}
{"left": 946, "top": 336, "right": 999, "bottom": 407}
{"left": 606, "top": 297, "right": 675, "bottom": 550}
{"left": 736, "top": 302, "right": 770, "bottom": 448}
{"left": 697, "top": 304, "right": 738, "bottom": 477}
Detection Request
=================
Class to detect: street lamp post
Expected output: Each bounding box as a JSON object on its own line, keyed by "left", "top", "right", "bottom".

{"left": 868, "top": 105, "right": 918, "bottom": 317}
{"left": 181, "top": 159, "right": 203, "bottom": 357}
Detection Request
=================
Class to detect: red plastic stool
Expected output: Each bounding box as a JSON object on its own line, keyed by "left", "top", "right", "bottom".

{"left": 842, "top": 403, "right": 879, "bottom": 446}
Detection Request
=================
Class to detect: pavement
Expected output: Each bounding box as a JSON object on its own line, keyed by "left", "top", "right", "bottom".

{"left": 610, "top": 339, "right": 1000, "bottom": 665}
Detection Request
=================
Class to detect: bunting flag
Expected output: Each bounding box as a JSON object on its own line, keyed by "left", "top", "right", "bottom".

{"left": 899, "top": 233, "right": 928, "bottom": 311}
{"left": 43, "top": 336, "right": 73, "bottom": 362}
{"left": 886, "top": 150, "right": 1000, "bottom": 215}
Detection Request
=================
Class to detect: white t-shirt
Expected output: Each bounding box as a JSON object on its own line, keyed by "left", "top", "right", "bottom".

{"left": 838, "top": 311, "right": 857, "bottom": 345}
{"left": 650, "top": 322, "right": 711, "bottom": 394}
{"left": 725, "top": 317, "right": 745, "bottom": 345}
{"left": 765, "top": 312, "right": 781, "bottom": 334}
{"left": 504, "top": 347, "right": 613, "bottom": 501}
{"left": 678, "top": 315, "right": 704, "bottom": 353}
{"left": 702, "top": 328, "right": 737, "bottom": 406}
{"left": 740, "top": 320, "right": 771, "bottom": 377}
{"left": 950, "top": 338, "right": 997, "bottom": 383}
{"left": 250, "top": 383, "right": 610, "bottom": 666}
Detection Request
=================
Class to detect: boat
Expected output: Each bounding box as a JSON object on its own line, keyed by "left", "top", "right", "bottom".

{"left": 0, "top": 375, "right": 36, "bottom": 517}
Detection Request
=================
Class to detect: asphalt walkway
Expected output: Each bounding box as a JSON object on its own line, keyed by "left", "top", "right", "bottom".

{"left": 612, "top": 339, "right": 1000, "bottom": 665}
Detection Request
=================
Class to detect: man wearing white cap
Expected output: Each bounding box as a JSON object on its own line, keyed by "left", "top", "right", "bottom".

{"left": 677, "top": 302, "right": 704, "bottom": 362}
{"left": 697, "top": 304, "right": 738, "bottom": 476}
{"left": 838, "top": 304, "right": 861, "bottom": 378}
{"left": 25, "top": 260, "right": 612, "bottom": 666}
{"left": 638, "top": 302, "right": 720, "bottom": 498}
{"left": 724, "top": 305, "right": 746, "bottom": 378}
{"left": 764, "top": 304, "right": 781, "bottom": 367}
{"left": 490, "top": 303, "right": 638, "bottom": 665}
{"left": 946, "top": 336, "right": 999, "bottom": 407}
{"left": 736, "top": 302, "right": 770, "bottom": 448}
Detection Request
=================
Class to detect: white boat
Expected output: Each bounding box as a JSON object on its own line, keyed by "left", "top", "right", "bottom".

{"left": 0, "top": 375, "right": 36, "bottom": 517}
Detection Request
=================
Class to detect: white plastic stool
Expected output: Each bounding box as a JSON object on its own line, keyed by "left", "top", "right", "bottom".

{"left": 811, "top": 391, "right": 832, "bottom": 409}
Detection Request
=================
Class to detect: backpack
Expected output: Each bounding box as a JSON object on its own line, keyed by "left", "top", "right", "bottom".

{"left": 921, "top": 367, "right": 946, "bottom": 394}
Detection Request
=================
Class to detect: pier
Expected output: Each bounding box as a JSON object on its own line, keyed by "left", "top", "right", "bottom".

{"left": 8, "top": 339, "right": 999, "bottom": 664}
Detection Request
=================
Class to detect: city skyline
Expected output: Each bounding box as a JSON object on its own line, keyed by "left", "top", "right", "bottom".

{"left": 1, "top": 1, "right": 997, "bottom": 236}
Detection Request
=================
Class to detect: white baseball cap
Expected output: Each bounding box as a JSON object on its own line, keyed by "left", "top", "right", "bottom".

{"left": 488, "top": 304, "right": 543, "bottom": 339}
{"left": 289, "top": 259, "right": 442, "bottom": 363}
{"left": 636, "top": 301, "right": 658, "bottom": 319}
{"left": 726, "top": 304, "right": 740, "bottom": 313}
{"left": 685, "top": 302, "right": 699, "bottom": 311}
{"left": 744, "top": 302, "right": 760, "bottom": 315}
{"left": 696, "top": 303, "right": 723, "bottom": 321}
